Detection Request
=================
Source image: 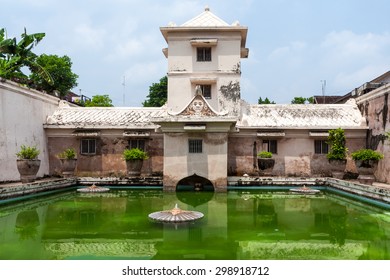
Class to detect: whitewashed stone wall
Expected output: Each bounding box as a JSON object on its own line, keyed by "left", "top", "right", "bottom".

{"left": 0, "top": 80, "right": 59, "bottom": 182}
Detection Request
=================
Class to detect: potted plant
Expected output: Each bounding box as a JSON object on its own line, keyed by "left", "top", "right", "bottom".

{"left": 123, "top": 148, "right": 149, "bottom": 176}
{"left": 16, "top": 145, "right": 41, "bottom": 183}
{"left": 326, "top": 128, "right": 348, "bottom": 179}
{"left": 57, "top": 148, "right": 77, "bottom": 177}
{"left": 257, "top": 151, "right": 275, "bottom": 176}
{"left": 351, "top": 148, "right": 384, "bottom": 185}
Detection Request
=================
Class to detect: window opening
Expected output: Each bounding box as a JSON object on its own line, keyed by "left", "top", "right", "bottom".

{"left": 80, "top": 139, "right": 96, "bottom": 155}
{"left": 262, "top": 140, "right": 277, "bottom": 154}
{"left": 189, "top": 139, "right": 203, "bottom": 153}
{"left": 197, "top": 47, "right": 211, "bottom": 61}
{"left": 128, "top": 139, "right": 146, "bottom": 151}
{"left": 197, "top": 84, "right": 211, "bottom": 99}
{"left": 314, "top": 140, "right": 329, "bottom": 154}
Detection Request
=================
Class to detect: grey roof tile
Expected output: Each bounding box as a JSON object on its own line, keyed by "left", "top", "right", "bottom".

{"left": 45, "top": 106, "right": 165, "bottom": 129}
{"left": 238, "top": 101, "right": 366, "bottom": 129}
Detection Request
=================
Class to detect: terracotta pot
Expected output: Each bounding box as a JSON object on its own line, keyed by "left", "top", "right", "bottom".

{"left": 257, "top": 158, "right": 275, "bottom": 176}
{"left": 126, "top": 159, "right": 143, "bottom": 176}
{"left": 16, "top": 159, "right": 41, "bottom": 183}
{"left": 60, "top": 159, "right": 77, "bottom": 177}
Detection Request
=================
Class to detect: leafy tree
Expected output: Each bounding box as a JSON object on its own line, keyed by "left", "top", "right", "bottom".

{"left": 291, "top": 96, "right": 315, "bottom": 104}
{"left": 142, "top": 76, "right": 167, "bottom": 107}
{"left": 306, "top": 96, "right": 315, "bottom": 104}
{"left": 291, "top": 97, "right": 307, "bottom": 104}
{"left": 85, "top": 94, "right": 113, "bottom": 107}
{"left": 258, "top": 97, "right": 275, "bottom": 104}
{"left": 29, "top": 54, "right": 78, "bottom": 98}
{"left": 327, "top": 128, "right": 348, "bottom": 160}
{"left": 0, "top": 28, "right": 51, "bottom": 84}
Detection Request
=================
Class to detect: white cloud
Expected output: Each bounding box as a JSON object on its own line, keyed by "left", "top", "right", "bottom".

{"left": 319, "top": 30, "right": 390, "bottom": 90}
{"left": 105, "top": 39, "right": 143, "bottom": 61}
{"left": 73, "top": 24, "right": 106, "bottom": 50}
{"left": 333, "top": 66, "right": 389, "bottom": 90}
{"left": 269, "top": 40, "right": 307, "bottom": 60}
{"left": 124, "top": 59, "right": 166, "bottom": 86}
{"left": 320, "top": 30, "right": 390, "bottom": 65}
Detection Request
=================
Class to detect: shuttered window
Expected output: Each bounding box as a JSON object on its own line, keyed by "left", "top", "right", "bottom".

{"left": 314, "top": 140, "right": 329, "bottom": 154}
{"left": 197, "top": 47, "right": 211, "bottom": 61}
{"left": 128, "top": 139, "right": 145, "bottom": 151}
{"left": 263, "top": 140, "right": 277, "bottom": 154}
{"left": 80, "top": 139, "right": 96, "bottom": 155}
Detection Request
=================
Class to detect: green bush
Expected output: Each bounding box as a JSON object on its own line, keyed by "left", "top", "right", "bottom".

{"left": 257, "top": 151, "right": 273, "bottom": 158}
{"left": 57, "top": 148, "right": 76, "bottom": 159}
{"left": 16, "top": 145, "right": 40, "bottom": 160}
{"left": 327, "top": 128, "right": 348, "bottom": 160}
{"left": 123, "top": 148, "right": 149, "bottom": 161}
{"left": 351, "top": 149, "right": 384, "bottom": 161}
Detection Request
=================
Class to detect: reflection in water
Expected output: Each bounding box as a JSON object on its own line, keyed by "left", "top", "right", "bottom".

{"left": 0, "top": 189, "right": 389, "bottom": 260}
{"left": 15, "top": 210, "right": 40, "bottom": 240}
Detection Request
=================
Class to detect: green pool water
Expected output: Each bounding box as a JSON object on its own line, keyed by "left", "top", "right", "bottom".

{"left": 0, "top": 187, "right": 389, "bottom": 260}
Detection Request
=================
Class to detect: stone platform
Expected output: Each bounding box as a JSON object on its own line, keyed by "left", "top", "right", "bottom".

{"left": 1, "top": 176, "right": 390, "bottom": 206}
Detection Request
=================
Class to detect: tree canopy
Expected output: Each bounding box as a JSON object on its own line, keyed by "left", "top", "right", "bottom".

{"left": 0, "top": 27, "right": 78, "bottom": 98}
{"left": 29, "top": 54, "right": 78, "bottom": 98}
{"left": 291, "top": 96, "right": 314, "bottom": 104}
{"left": 85, "top": 94, "right": 113, "bottom": 107}
{"left": 258, "top": 97, "right": 275, "bottom": 104}
{"left": 142, "top": 76, "right": 167, "bottom": 107}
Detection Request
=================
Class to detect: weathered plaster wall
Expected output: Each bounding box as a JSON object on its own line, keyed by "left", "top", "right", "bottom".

{"left": 228, "top": 131, "right": 366, "bottom": 177}
{"left": 166, "top": 32, "right": 242, "bottom": 115}
{"left": 0, "top": 81, "right": 59, "bottom": 182}
{"left": 163, "top": 132, "right": 228, "bottom": 191}
{"left": 356, "top": 86, "right": 390, "bottom": 183}
{"left": 218, "top": 79, "right": 241, "bottom": 116}
{"left": 46, "top": 131, "right": 163, "bottom": 177}
{"left": 227, "top": 136, "right": 257, "bottom": 176}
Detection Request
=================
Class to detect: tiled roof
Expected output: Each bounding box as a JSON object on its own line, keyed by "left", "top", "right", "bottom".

{"left": 181, "top": 7, "right": 230, "bottom": 27}
{"left": 45, "top": 103, "right": 165, "bottom": 129}
{"left": 238, "top": 100, "right": 367, "bottom": 129}
{"left": 45, "top": 100, "right": 367, "bottom": 131}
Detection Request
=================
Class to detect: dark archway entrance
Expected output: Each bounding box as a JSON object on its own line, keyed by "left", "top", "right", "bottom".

{"left": 176, "top": 174, "right": 214, "bottom": 192}
{"left": 176, "top": 174, "right": 214, "bottom": 207}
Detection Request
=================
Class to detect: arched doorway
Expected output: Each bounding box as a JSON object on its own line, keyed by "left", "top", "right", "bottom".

{"left": 176, "top": 173, "right": 214, "bottom": 192}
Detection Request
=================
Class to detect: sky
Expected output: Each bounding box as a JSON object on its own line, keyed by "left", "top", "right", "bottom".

{"left": 3, "top": 0, "right": 390, "bottom": 106}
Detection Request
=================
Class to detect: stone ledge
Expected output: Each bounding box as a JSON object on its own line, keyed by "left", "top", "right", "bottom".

{"left": 78, "top": 176, "right": 163, "bottom": 186}
{"left": 227, "top": 176, "right": 327, "bottom": 187}
{"left": 0, "top": 178, "right": 76, "bottom": 199}
{"left": 228, "top": 176, "right": 390, "bottom": 205}
{"left": 327, "top": 178, "right": 390, "bottom": 204}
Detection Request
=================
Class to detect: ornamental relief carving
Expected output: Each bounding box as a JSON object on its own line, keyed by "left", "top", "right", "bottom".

{"left": 181, "top": 96, "right": 217, "bottom": 116}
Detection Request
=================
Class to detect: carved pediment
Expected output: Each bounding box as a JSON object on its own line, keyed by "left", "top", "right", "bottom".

{"left": 173, "top": 94, "right": 220, "bottom": 117}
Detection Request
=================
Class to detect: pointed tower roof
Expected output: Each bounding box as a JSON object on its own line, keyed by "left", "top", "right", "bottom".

{"left": 181, "top": 6, "right": 229, "bottom": 27}
{"left": 160, "top": 6, "right": 248, "bottom": 54}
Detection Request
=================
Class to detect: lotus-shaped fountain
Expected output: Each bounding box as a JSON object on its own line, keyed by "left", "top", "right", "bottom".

{"left": 77, "top": 184, "right": 110, "bottom": 193}
{"left": 148, "top": 204, "right": 204, "bottom": 223}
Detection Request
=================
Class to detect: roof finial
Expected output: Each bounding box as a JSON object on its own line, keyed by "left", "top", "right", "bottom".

{"left": 205, "top": 5, "right": 210, "bottom": 11}
{"left": 195, "top": 85, "right": 203, "bottom": 96}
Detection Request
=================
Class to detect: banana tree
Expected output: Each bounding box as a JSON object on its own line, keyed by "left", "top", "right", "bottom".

{"left": 0, "top": 28, "right": 52, "bottom": 84}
